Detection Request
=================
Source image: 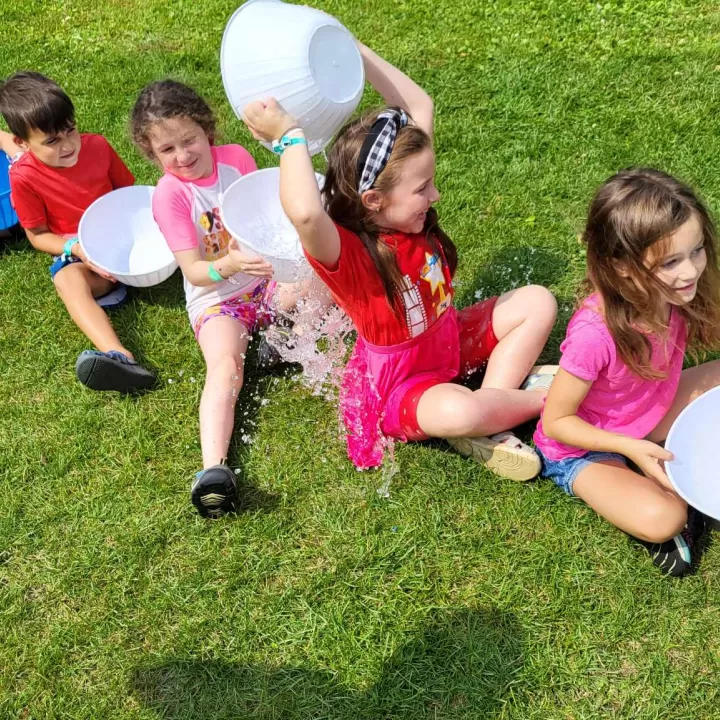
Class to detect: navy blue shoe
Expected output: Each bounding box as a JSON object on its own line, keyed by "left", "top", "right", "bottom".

{"left": 191, "top": 464, "right": 238, "bottom": 519}
{"left": 75, "top": 350, "right": 155, "bottom": 393}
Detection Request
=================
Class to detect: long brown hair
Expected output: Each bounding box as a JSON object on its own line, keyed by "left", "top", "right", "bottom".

{"left": 583, "top": 167, "right": 720, "bottom": 378}
{"left": 322, "top": 108, "right": 457, "bottom": 312}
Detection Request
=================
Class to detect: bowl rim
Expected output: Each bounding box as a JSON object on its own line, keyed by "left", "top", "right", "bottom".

{"left": 78, "top": 184, "right": 176, "bottom": 278}
{"left": 219, "top": 167, "right": 323, "bottom": 263}
{"left": 665, "top": 383, "right": 720, "bottom": 519}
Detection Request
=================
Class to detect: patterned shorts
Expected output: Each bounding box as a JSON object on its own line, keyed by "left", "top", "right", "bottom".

{"left": 193, "top": 280, "right": 277, "bottom": 340}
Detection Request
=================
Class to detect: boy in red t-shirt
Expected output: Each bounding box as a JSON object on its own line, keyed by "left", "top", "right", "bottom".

{"left": 0, "top": 72, "right": 154, "bottom": 392}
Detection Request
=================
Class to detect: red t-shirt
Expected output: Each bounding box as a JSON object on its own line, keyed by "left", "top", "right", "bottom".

{"left": 9, "top": 133, "right": 135, "bottom": 236}
{"left": 306, "top": 224, "right": 455, "bottom": 346}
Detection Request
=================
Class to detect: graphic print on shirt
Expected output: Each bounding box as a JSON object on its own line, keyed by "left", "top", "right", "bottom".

{"left": 199, "top": 208, "right": 231, "bottom": 260}
{"left": 401, "top": 250, "right": 454, "bottom": 338}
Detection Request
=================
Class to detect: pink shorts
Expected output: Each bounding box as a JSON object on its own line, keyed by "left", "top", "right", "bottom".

{"left": 340, "top": 298, "right": 499, "bottom": 469}
{"left": 193, "top": 280, "right": 276, "bottom": 340}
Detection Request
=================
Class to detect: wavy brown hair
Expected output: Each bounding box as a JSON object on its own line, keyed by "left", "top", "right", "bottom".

{"left": 130, "top": 80, "right": 216, "bottom": 159}
{"left": 322, "top": 107, "right": 457, "bottom": 313}
{"left": 583, "top": 167, "right": 720, "bottom": 379}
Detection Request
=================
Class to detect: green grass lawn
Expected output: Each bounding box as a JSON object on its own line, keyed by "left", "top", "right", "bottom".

{"left": 3, "top": 0, "right": 720, "bottom": 717}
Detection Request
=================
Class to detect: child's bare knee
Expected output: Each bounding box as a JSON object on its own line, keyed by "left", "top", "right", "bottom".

{"left": 208, "top": 354, "right": 244, "bottom": 383}
{"left": 637, "top": 498, "right": 687, "bottom": 543}
{"left": 526, "top": 285, "right": 557, "bottom": 325}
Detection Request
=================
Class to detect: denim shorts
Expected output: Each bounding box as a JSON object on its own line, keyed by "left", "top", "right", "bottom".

{"left": 541, "top": 450, "right": 627, "bottom": 496}
{"left": 49, "top": 253, "right": 82, "bottom": 279}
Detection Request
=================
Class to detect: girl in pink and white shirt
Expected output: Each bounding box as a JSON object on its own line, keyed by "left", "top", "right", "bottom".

{"left": 536, "top": 168, "right": 720, "bottom": 576}
{"left": 131, "top": 80, "right": 321, "bottom": 519}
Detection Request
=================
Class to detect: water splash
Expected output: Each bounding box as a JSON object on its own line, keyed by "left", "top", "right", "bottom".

{"left": 263, "top": 278, "right": 398, "bottom": 481}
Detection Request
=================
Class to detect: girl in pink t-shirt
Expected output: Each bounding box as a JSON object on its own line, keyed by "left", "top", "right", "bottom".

{"left": 536, "top": 168, "right": 720, "bottom": 576}
{"left": 131, "top": 80, "right": 325, "bottom": 519}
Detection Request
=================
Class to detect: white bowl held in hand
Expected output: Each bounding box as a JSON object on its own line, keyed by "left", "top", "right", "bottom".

{"left": 221, "top": 0, "right": 364, "bottom": 156}
{"left": 78, "top": 185, "right": 177, "bottom": 288}
{"left": 666, "top": 384, "right": 720, "bottom": 521}
{"left": 220, "top": 167, "right": 323, "bottom": 283}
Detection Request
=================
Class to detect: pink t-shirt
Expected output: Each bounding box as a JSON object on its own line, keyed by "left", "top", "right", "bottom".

{"left": 534, "top": 296, "right": 687, "bottom": 461}
{"left": 152, "top": 144, "right": 258, "bottom": 325}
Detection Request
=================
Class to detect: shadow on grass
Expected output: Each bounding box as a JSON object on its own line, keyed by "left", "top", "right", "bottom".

{"left": 132, "top": 607, "right": 525, "bottom": 719}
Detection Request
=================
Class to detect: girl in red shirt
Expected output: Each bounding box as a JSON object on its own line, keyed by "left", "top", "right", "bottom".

{"left": 243, "top": 42, "right": 557, "bottom": 480}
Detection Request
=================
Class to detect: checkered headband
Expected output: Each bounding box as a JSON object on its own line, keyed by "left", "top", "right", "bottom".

{"left": 356, "top": 108, "right": 409, "bottom": 194}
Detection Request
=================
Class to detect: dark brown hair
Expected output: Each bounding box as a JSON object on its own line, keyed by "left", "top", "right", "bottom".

{"left": 0, "top": 71, "right": 75, "bottom": 140}
{"left": 322, "top": 107, "right": 457, "bottom": 312}
{"left": 583, "top": 167, "right": 720, "bottom": 378}
{"left": 130, "top": 80, "right": 216, "bottom": 159}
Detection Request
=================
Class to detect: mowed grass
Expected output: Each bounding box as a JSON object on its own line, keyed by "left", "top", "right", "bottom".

{"left": 2, "top": 1, "right": 720, "bottom": 717}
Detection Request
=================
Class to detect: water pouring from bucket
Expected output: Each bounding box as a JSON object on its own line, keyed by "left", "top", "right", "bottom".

{"left": 220, "top": 167, "right": 323, "bottom": 283}
{"left": 221, "top": 0, "right": 364, "bottom": 156}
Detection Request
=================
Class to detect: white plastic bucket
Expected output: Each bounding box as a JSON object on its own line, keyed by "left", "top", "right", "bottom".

{"left": 78, "top": 185, "right": 178, "bottom": 288}
{"left": 220, "top": 167, "right": 321, "bottom": 283}
{"left": 666, "top": 384, "right": 720, "bottom": 521}
{"left": 221, "top": 0, "right": 364, "bottom": 156}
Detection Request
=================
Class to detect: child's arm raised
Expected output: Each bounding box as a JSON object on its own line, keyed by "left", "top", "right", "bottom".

{"left": 542, "top": 368, "right": 674, "bottom": 487}
{"left": 356, "top": 42, "right": 434, "bottom": 138}
{"left": 242, "top": 100, "right": 341, "bottom": 267}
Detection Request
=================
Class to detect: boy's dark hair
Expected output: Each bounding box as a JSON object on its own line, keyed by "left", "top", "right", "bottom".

{"left": 0, "top": 71, "right": 75, "bottom": 140}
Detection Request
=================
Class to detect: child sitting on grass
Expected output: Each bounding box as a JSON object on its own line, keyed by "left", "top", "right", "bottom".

{"left": 536, "top": 168, "right": 720, "bottom": 577}
{"left": 0, "top": 71, "right": 155, "bottom": 393}
{"left": 131, "top": 80, "right": 330, "bottom": 518}
{"left": 242, "top": 41, "right": 558, "bottom": 479}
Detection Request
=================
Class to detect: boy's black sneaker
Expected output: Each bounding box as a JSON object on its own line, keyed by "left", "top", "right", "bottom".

{"left": 191, "top": 464, "right": 237, "bottom": 519}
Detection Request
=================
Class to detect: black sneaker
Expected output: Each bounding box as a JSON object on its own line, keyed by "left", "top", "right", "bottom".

{"left": 638, "top": 533, "right": 692, "bottom": 577}
{"left": 190, "top": 464, "right": 237, "bottom": 518}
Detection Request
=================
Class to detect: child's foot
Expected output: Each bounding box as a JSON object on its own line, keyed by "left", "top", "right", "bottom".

{"left": 521, "top": 365, "right": 560, "bottom": 392}
{"left": 636, "top": 507, "right": 708, "bottom": 577}
{"left": 75, "top": 350, "right": 155, "bottom": 393}
{"left": 447, "top": 431, "right": 541, "bottom": 481}
{"left": 638, "top": 534, "right": 692, "bottom": 577}
{"left": 191, "top": 464, "right": 238, "bottom": 518}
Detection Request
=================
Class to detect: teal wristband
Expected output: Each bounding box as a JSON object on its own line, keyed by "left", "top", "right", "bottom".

{"left": 208, "top": 261, "right": 224, "bottom": 282}
{"left": 63, "top": 237, "right": 79, "bottom": 260}
{"left": 272, "top": 135, "right": 308, "bottom": 155}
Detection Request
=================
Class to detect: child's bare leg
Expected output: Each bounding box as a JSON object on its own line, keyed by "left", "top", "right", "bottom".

{"left": 573, "top": 461, "right": 687, "bottom": 543}
{"left": 482, "top": 285, "right": 557, "bottom": 390}
{"left": 648, "top": 359, "right": 720, "bottom": 442}
{"left": 53, "top": 263, "right": 132, "bottom": 356}
{"left": 416, "top": 383, "right": 545, "bottom": 439}
{"left": 197, "top": 315, "right": 249, "bottom": 468}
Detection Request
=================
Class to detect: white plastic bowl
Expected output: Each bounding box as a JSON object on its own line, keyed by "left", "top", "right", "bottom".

{"left": 220, "top": 167, "right": 321, "bottom": 283}
{"left": 221, "top": 0, "right": 364, "bottom": 156}
{"left": 666, "top": 385, "right": 720, "bottom": 521}
{"left": 78, "top": 185, "right": 178, "bottom": 288}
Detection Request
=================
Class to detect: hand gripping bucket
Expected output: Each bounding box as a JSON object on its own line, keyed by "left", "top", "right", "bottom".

{"left": 221, "top": 0, "right": 364, "bottom": 156}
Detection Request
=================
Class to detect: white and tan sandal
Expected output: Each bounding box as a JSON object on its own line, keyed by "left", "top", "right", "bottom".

{"left": 447, "top": 431, "right": 541, "bottom": 481}
{"left": 521, "top": 364, "right": 560, "bottom": 393}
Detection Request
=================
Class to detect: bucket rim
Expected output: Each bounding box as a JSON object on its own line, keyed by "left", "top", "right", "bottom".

{"left": 665, "top": 383, "right": 720, "bottom": 519}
